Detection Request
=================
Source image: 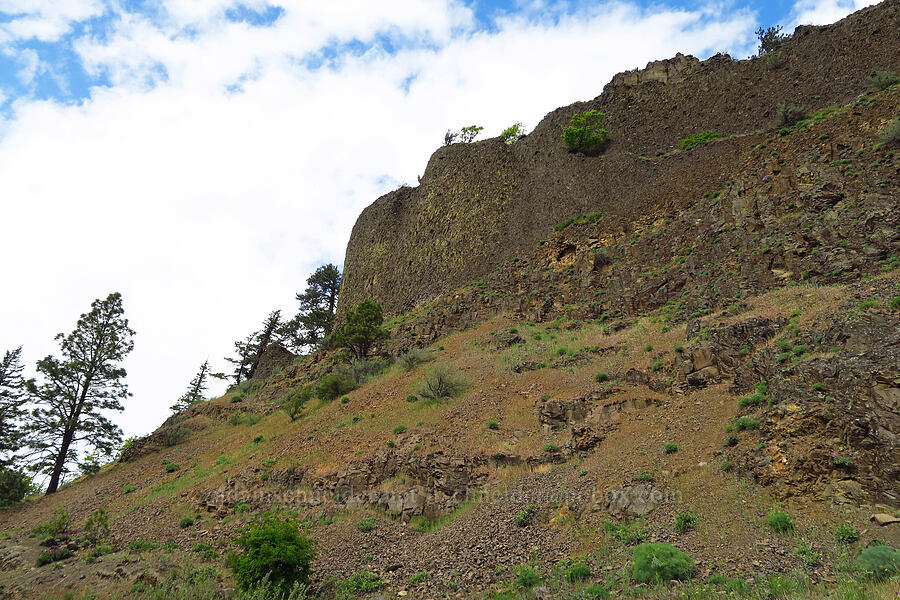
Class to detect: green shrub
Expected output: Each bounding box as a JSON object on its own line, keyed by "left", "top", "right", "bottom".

{"left": 766, "top": 509, "right": 795, "bottom": 533}
{"left": 868, "top": 70, "right": 899, "bottom": 90}
{"left": 229, "top": 513, "right": 316, "bottom": 592}
{"left": 338, "top": 571, "right": 386, "bottom": 595}
{"left": 36, "top": 548, "right": 73, "bottom": 567}
{"left": 544, "top": 443, "right": 559, "bottom": 452}
{"left": 721, "top": 460, "right": 733, "bottom": 472}
{"left": 357, "top": 518, "right": 376, "bottom": 533}
{"left": 594, "top": 372, "right": 609, "bottom": 383}
{"left": 881, "top": 117, "right": 900, "bottom": 146}
{"left": 631, "top": 543, "right": 696, "bottom": 583}
{"left": 777, "top": 103, "right": 806, "bottom": 127}
{"left": 252, "top": 434, "right": 264, "bottom": 444}
{"left": 500, "top": 122, "right": 526, "bottom": 143}
{"left": 835, "top": 523, "right": 860, "bottom": 544}
{"left": 582, "top": 584, "right": 610, "bottom": 599}
{"left": 31, "top": 507, "right": 70, "bottom": 537}
{"left": 680, "top": 131, "right": 723, "bottom": 150}
{"left": 664, "top": 442, "right": 678, "bottom": 454}
{"left": 160, "top": 423, "right": 192, "bottom": 447}
{"left": 405, "top": 394, "right": 418, "bottom": 403}
{"left": 555, "top": 212, "right": 604, "bottom": 231}
{"left": 651, "top": 359, "right": 664, "bottom": 371}
{"left": 397, "top": 348, "right": 434, "bottom": 371}
{"left": 165, "top": 462, "right": 180, "bottom": 473}
{"left": 793, "top": 540, "right": 822, "bottom": 565}
{"left": 635, "top": 471, "right": 654, "bottom": 482}
{"left": 416, "top": 364, "right": 467, "bottom": 401}
{"left": 83, "top": 508, "right": 110, "bottom": 546}
{"left": 282, "top": 386, "right": 312, "bottom": 421}
{"left": 315, "top": 372, "right": 358, "bottom": 402}
{"left": 407, "top": 571, "right": 431, "bottom": 584}
{"left": 603, "top": 519, "right": 646, "bottom": 545}
{"left": 0, "top": 468, "right": 32, "bottom": 507}
{"left": 392, "top": 425, "right": 407, "bottom": 435}
{"left": 562, "top": 110, "right": 609, "bottom": 155}
{"left": 128, "top": 540, "right": 156, "bottom": 553}
{"left": 487, "top": 420, "right": 499, "bottom": 430}
{"left": 516, "top": 566, "right": 542, "bottom": 588}
{"left": 726, "top": 417, "right": 760, "bottom": 431}
{"left": 856, "top": 544, "right": 899, "bottom": 580}
{"left": 180, "top": 516, "right": 194, "bottom": 528}
{"left": 564, "top": 562, "right": 591, "bottom": 582}
{"left": 515, "top": 504, "right": 536, "bottom": 527}
{"left": 674, "top": 511, "right": 698, "bottom": 533}
{"left": 122, "top": 485, "right": 137, "bottom": 494}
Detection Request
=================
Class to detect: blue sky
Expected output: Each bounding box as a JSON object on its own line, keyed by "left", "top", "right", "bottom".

{"left": 0, "top": 0, "right": 877, "bottom": 452}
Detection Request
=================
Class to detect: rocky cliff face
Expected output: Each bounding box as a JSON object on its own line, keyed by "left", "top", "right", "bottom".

{"left": 338, "top": 0, "right": 900, "bottom": 316}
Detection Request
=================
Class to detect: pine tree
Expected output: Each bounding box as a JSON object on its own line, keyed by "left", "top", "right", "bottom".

{"left": 0, "top": 346, "right": 25, "bottom": 466}
{"left": 22, "top": 293, "right": 135, "bottom": 494}
{"left": 248, "top": 310, "right": 281, "bottom": 379}
{"left": 170, "top": 360, "right": 211, "bottom": 413}
{"left": 224, "top": 333, "right": 257, "bottom": 385}
{"left": 283, "top": 264, "right": 341, "bottom": 352}
{"left": 331, "top": 300, "right": 389, "bottom": 359}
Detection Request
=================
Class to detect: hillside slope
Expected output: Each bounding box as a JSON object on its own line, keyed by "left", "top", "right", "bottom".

{"left": 1, "top": 4, "right": 899, "bottom": 600}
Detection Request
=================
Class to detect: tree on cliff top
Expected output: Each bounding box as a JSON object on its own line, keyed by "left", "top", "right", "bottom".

{"left": 170, "top": 360, "right": 211, "bottom": 414}
{"left": 22, "top": 293, "right": 134, "bottom": 494}
{"left": 331, "top": 300, "right": 389, "bottom": 359}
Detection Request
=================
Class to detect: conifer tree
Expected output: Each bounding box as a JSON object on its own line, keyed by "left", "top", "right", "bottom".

{"left": 248, "top": 310, "right": 281, "bottom": 379}
{"left": 170, "top": 360, "right": 211, "bottom": 413}
{"left": 22, "top": 293, "right": 134, "bottom": 494}
{"left": 283, "top": 264, "right": 341, "bottom": 352}
{"left": 224, "top": 333, "right": 257, "bottom": 385}
{"left": 331, "top": 300, "right": 389, "bottom": 359}
{"left": 0, "top": 346, "right": 25, "bottom": 466}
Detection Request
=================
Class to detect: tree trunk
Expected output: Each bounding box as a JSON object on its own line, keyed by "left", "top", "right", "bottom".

{"left": 45, "top": 428, "right": 75, "bottom": 494}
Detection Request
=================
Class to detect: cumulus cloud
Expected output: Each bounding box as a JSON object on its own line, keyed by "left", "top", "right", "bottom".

{"left": 789, "top": 0, "right": 876, "bottom": 28}
{"left": 0, "top": 0, "right": 875, "bottom": 446}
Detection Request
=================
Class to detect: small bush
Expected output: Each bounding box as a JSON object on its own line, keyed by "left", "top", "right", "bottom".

{"left": 564, "top": 562, "right": 591, "bottom": 582}
{"left": 664, "top": 443, "right": 678, "bottom": 454}
{"left": 766, "top": 509, "right": 795, "bottom": 533}
{"left": 680, "top": 131, "right": 723, "bottom": 150}
{"left": 83, "top": 508, "right": 110, "bottom": 546}
{"left": 635, "top": 471, "right": 654, "bottom": 482}
{"left": 159, "top": 423, "right": 192, "bottom": 447}
{"left": 180, "top": 516, "right": 194, "bottom": 528}
{"left": 562, "top": 110, "right": 610, "bottom": 155}
{"left": 500, "top": 122, "right": 526, "bottom": 143}
{"left": 315, "top": 372, "right": 358, "bottom": 402}
{"left": 881, "top": 117, "right": 900, "bottom": 146}
{"left": 631, "top": 543, "right": 697, "bottom": 583}
{"left": 405, "top": 394, "right": 418, "bottom": 402}
{"left": 122, "top": 485, "right": 137, "bottom": 494}
{"left": 650, "top": 359, "right": 664, "bottom": 371}
{"left": 835, "top": 523, "right": 860, "bottom": 544}
{"left": 128, "top": 540, "right": 156, "bottom": 553}
{"left": 594, "top": 372, "right": 609, "bottom": 383}
{"left": 726, "top": 417, "right": 760, "bottom": 431}
{"left": 252, "top": 434, "right": 264, "bottom": 444}
{"left": 165, "top": 463, "right": 180, "bottom": 473}
{"left": 793, "top": 540, "right": 822, "bottom": 566}
{"left": 674, "top": 511, "right": 698, "bottom": 533}
{"left": 544, "top": 443, "right": 559, "bottom": 452}
{"left": 36, "top": 548, "right": 73, "bottom": 567}
{"left": 555, "top": 212, "right": 604, "bottom": 231}
{"left": 856, "top": 544, "right": 899, "bottom": 580}
{"left": 339, "top": 571, "right": 386, "bottom": 595}
{"left": 777, "top": 103, "right": 806, "bottom": 127}
{"left": 487, "top": 420, "right": 499, "bottom": 430}
{"left": 392, "top": 425, "right": 407, "bottom": 435}
{"left": 397, "top": 348, "right": 434, "bottom": 371}
{"left": 515, "top": 504, "right": 536, "bottom": 527}
{"left": 416, "top": 364, "right": 468, "bottom": 401}
{"left": 721, "top": 460, "right": 733, "bottom": 472}
{"left": 357, "top": 518, "right": 376, "bottom": 533}
{"left": 282, "top": 386, "right": 312, "bottom": 422}
{"left": 229, "top": 512, "right": 316, "bottom": 592}
{"left": 32, "top": 507, "right": 70, "bottom": 537}
{"left": 603, "top": 519, "right": 646, "bottom": 545}
{"left": 868, "top": 70, "right": 899, "bottom": 90}
{"left": 408, "top": 571, "right": 431, "bottom": 584}
{"left": 516, "top": 566, "right": 542, "bottom": 588}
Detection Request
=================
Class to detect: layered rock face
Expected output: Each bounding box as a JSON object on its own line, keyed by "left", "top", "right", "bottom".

{"left": 338, "top": 0, "right": 900, "bottom": 316}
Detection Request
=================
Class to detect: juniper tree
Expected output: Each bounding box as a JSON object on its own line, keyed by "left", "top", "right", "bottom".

{"left": 170, "top": 360, "right": 211, "bottom": 413}
{"left": 283, "top": 264, "right": 342, "bottom": 352}
{"left": 0, "top": 346, "right": 25, "bottom": 466}
{"left": 22, "top": 293, "right": 134, "bottom": 494}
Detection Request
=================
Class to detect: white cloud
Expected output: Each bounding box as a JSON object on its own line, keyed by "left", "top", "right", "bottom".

{"left": 0, "top": 0, "right": 868, "bottom": 450}
{"left": 0, "top": 0, "right": 105, "bottom": 42}
{"left": 789, "top": 0, "right": 875, "bottom": 28}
